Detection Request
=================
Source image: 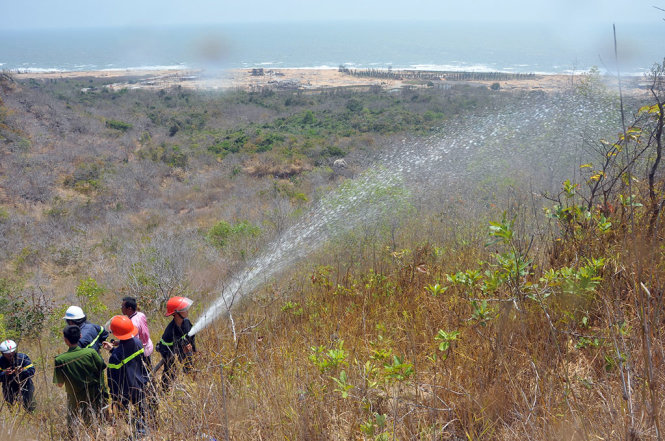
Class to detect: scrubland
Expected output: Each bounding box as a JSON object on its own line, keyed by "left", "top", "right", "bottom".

{"left": 1, "top": 66, "right": 665, "bottom": 440}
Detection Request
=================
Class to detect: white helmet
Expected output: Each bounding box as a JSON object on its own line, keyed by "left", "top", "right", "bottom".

{"left": 63, "top": 305, "right": 86, "bottom": 321}
{"left": 0, "top": 340, "right": 17, "bottom": 353}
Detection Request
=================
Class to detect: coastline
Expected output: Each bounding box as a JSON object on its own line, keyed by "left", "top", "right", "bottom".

{"left": 9, "top": 68, "right": 646, "bottom": 94}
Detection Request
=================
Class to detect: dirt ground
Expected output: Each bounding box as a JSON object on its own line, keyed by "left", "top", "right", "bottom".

{"left": 11, "top": 68, "right": 647, "bottom": 95}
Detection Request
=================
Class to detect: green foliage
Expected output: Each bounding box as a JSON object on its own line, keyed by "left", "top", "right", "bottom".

{"left": 75, "top": 277, "right": 108, "bottom": 318}
{"left": 575, "top": 336, "right": 601, "bottom": 349}
{"left": 435, "top": 329, "right": 460, "bottom": 353}
{"left": 446, "top": 270, "right": 482, "bottom": 288}
{"left": 208, "top": 130, "right": 247, "bottom": 157}
{"left": 309, "top": 340, "right": 348, "bottom": 373}
{"left": 346, "top": 98, "right": 363, "bottom": 112}
{"left": 63, "top": 162, "right": 103, "bottom": 194}
{"left": 281, "top": 301, "right": 303, "bottom": 316}
{"left": 471, "top": 300, "right": 494, "bottom": 325}
{"left": 189, "top": 87, "right": 473, "bottom": 166}
{"left": 105, "top": 119, "right": 133, "bottom": 132}
{"left": 0, "top": 278, "right": 52, "bottom": 339}
{"left": 301, "top": 110, "right": 316, "bottom": 125}
{"left": 206, "top": 220, "right": 261, "bottom": 248}
{"left": 322, "top": 145, "right": 345, "bottom": 157}
{"left": 487, "top": 212, "right": 514, "bottom": 245}
{"left": 360, "top": 412, "right": 388, "bottom": 437}
{"left": 382, "top": 355, "right": 414, "bottom": 383}
{"left": 538, "top": 258, "right": 604, "bottom": 296}
{"left": 139, "top": 143, "right": 188, "bottom": 168}
{"left": 331, "top": 370, "right": 353, "bottom": 398}
{"left": 424, "top": 282, "right": 447, "bottom": 297}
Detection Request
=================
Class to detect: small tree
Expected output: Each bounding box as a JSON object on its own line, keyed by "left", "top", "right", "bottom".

{"left": 75, "top": 277, "right": 108, "bottom": 319}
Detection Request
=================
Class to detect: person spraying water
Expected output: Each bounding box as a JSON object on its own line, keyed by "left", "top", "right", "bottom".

{"left": 157, "top": 296, "right": 196, "bottom": 390}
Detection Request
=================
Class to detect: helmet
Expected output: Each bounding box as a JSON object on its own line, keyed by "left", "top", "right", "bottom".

{"left": 63, "top": 305, "right": 86, "bottom": 321}
{"left": 165, "top": 296, "right": 193, "bottom": 317}
{"left": 0, "top": 340, "right": 17, "bottom": 353}
{"left": 109, "top": 315, "right": 137, "bottom": 340}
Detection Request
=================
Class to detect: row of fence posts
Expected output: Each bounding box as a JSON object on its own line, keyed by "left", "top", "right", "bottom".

{"left": 338, "top": 66, "right": 535, "bottom": 82}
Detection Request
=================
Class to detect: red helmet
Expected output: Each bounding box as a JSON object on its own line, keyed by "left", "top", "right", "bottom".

{"left": 110, "top": 315, "right": 138, "bottom": 340}
{"left": 165, "top": 296, "right": 193, "bottom": 317}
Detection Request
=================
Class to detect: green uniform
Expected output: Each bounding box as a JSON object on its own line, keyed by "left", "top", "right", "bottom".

{"left": 53, "top": 346, "right": 108, "bottom": 425}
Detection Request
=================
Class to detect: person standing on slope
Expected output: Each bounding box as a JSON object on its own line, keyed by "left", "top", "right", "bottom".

{"left": 107, "top": 315, "right": 149, "bottom": 438}
{"left": 156, "top": 296, "right": 196, "bottom": 391}
{"left": 64, "top": 305, "right": 109, "bottom": 352}
{"left": 0, "top": 339, "right": 36, "bottom": 412}
{"left": 103, "top": 297, "right": 154, "bottom": 367}
{"left": 53, "top": 325, "right": 108, "bottom": 429}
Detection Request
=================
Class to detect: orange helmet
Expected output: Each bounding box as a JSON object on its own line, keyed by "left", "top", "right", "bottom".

{"left": 110, "top": 315, "right": 138, "bottom": 340}
{"left": 165, "top": 296, "right": 193, "bottom": 317}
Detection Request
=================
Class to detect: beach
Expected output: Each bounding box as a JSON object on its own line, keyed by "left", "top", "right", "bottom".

{"left": 10, "top": 68, "right": 646, "bottom": 94}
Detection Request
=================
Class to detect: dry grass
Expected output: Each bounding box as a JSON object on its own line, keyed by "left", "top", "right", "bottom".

{"left": 2, "top": 187, "right": 665, "bottom": 441}
{"left": 242, "top": 157, "right": 313, "bottom": 178}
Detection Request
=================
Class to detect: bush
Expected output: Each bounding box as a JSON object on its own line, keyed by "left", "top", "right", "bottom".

{"left": 105, "top": 119, "right": 133, "bottom": 132}
{"left": 63, "top": 161, "right": 102, "bottom": 193}
{"left": 323, "top": 145, "right": 345, "bottom": 157}
{"left": 206, "top": 220, "right": 261, "bottom": 248}
{"left": 346, "top": 98, "right": 363, "bottom": 112}
{"left": 139, "top": 143, "right": 188, "bottom": 168}
{"left": 75, "top": 277, "right": 108, "bottom": 318}
{"left": 0, "top": 278, "right": 53, "bottom": 339}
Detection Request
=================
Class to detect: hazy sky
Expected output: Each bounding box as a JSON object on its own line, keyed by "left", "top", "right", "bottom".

{"left": 1, "top": 0, "right": 662, "bottom": 30}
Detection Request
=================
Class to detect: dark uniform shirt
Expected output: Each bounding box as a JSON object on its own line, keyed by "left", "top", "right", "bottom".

{"left": 78, "top": 321, "right": 108, "bottom": 352}
{"left": 108, "top": 337, "right": 148, "bottom": 404}
{"left": 53, "top": 346, "right": 108, "bottom": 415}
{"left": 157, "top": 318, "right": 196, "bottom": 359}
{"left": 0, "top": 353, "right": 35, "bottom": 403}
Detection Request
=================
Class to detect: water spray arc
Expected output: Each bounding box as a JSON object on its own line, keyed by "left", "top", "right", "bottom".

{"left": 188, "top": 90, "right": 620, "bottom": 336}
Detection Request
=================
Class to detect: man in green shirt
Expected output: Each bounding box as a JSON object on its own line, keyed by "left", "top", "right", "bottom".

{"left": 53, "top": 325, "right": 108, "bottom": 428}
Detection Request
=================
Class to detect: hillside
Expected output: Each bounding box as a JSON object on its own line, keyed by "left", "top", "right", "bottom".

{"left": 1, "top": 67, "right": 664, "bottom": 440}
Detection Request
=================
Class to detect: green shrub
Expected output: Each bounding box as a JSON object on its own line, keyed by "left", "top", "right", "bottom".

{"left": 0, "top": 278, "right": 53, "bottom": 339}
{"left": 105, "top": 119, "right": 133, "bottom": 132}
{"left": 75, "top": 277, "right": 108, "bottom": 318}
{"left": 63, "top": 162, "right": 102, "bottom": 194}
{"left": 346, "top": 98, "right": 363, "bottom": 112}
{"left": 323, "top": 145, "right": 345, "bottom": 157}
{"left": 139, "top": 143, "right": 188, "bottom": 168}
{"left": 206, "top": 220, "right": 261, "bottom": 248}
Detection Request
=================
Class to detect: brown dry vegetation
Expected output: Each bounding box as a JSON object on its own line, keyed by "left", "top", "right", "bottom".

{"left": 1, "top": 65, "right": 665, "bottom": 440}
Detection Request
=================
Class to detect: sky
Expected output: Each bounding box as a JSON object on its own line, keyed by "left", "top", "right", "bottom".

{"left": 1, "top": 0, "right": 662, "bottom": 30}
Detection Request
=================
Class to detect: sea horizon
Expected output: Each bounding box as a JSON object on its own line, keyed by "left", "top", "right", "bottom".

{"left": 2, "top": 20, "right": 663, "bottom": 76}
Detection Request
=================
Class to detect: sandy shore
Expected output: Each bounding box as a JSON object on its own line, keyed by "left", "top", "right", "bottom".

{"left": 10, "top": 68, "right": 646, "bottom": 94}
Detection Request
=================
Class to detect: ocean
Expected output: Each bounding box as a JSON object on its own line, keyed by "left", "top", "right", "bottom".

{"left": 1, "top": 21, "right": 663, "bottom": 75}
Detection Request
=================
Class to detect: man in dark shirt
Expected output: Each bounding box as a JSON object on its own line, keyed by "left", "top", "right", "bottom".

{"left": 63, "top": 305, "right": 109, "bottom": 352}
{"left": 107, "top": 315, "right": 149, "bottom": 437}
{"left": 157, "top": 296, "right": 196, "bottom": 391}
{"left": 0, "top": 339, "right": 36, "bottom": 411}
{"left": 53, "top": 325, "right": 108, "bottom": 427}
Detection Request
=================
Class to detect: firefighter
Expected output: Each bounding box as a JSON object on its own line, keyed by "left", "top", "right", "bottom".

{"left": 0, "top": 339, "right": 36, "bottom": 412}
{"left": 107, "top": 315, "right": 149, "bottom": 437}
{"left": 63, "top": 305, "right": 109, "bottom": 352}
{"left": 156, "top": 296, "right": 196, "bottom": 391}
